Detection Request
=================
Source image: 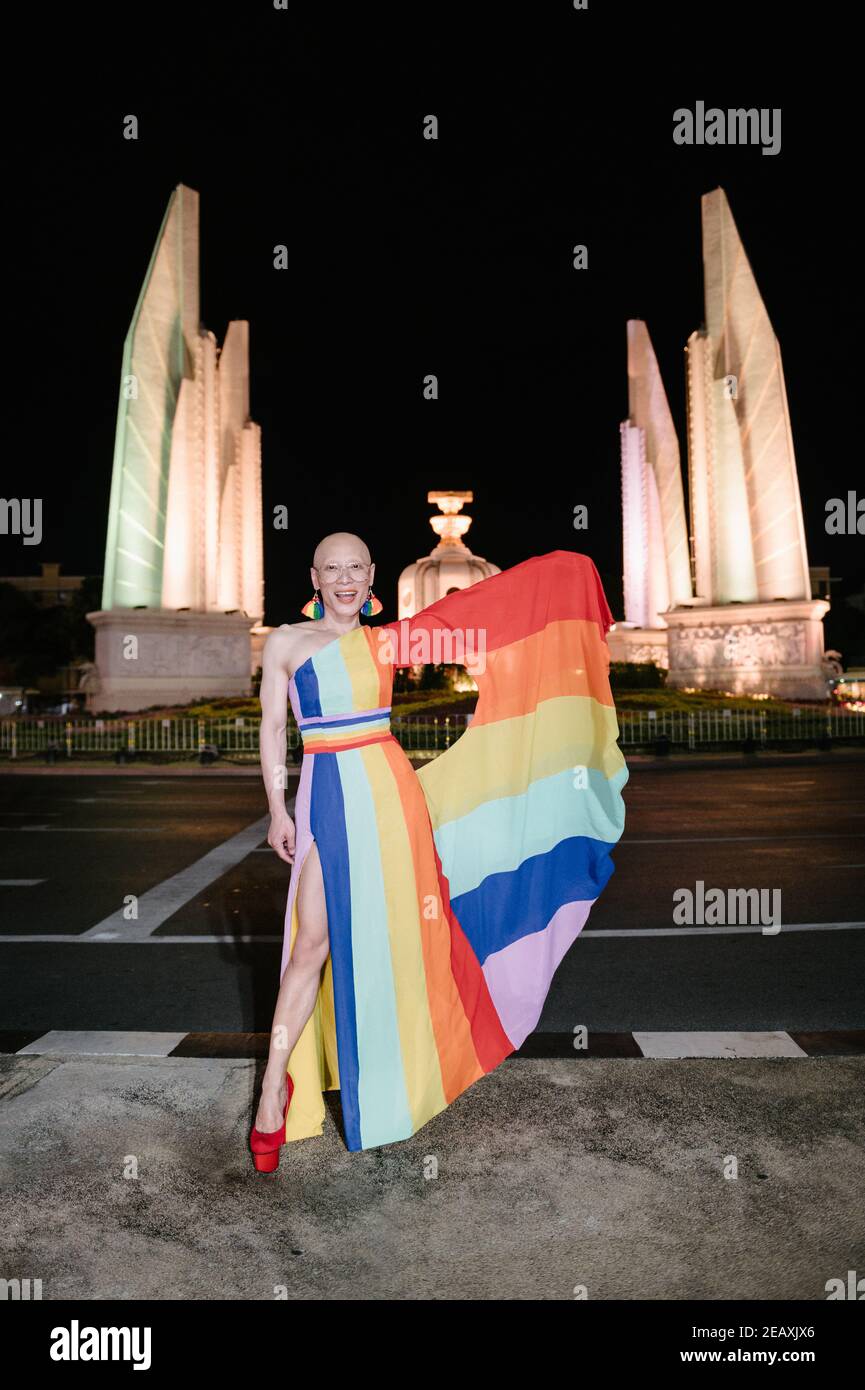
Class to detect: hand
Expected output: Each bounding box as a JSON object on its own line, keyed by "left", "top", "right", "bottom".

{"left": 268, "top": 811, "right": 296, "bottom": 865}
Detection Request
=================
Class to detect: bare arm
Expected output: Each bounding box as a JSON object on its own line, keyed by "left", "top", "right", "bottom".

{"left": 259, "top": 630, "right": 295, "bottom": 864}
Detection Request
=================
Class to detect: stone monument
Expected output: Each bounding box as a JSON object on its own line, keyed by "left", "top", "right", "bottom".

{"left": 611, "top": 187, "right": 828, "bottom": 699}
{"left": 86, "top": 184, "right": 265, "bottom": 712}
{"left": 609, "top": 320, "right": 693, "bottom": 670}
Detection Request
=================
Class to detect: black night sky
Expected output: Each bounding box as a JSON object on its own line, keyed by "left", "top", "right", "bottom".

{"left": 6, "top": 8, "right": 862, "bottom": 644}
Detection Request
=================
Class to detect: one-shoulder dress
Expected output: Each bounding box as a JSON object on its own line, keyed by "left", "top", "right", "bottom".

{"left": 279, "top": 549, "right": 628, "bottom": 1151}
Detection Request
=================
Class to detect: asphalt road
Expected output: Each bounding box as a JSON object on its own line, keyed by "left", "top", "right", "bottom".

{"left": 0, "top": 760, "right": 863, "bottom": 1034}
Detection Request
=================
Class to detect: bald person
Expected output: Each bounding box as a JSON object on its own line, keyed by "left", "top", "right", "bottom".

{"left": 253, "top": 532, "right": 376, "bottom": 1135}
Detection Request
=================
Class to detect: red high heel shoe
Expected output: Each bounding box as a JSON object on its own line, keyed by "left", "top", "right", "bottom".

{"left": 249, "top": 1074, "right": 295, "bottom": 1172}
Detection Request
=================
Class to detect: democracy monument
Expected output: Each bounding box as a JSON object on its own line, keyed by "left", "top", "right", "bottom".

{"left": 610, "top": 186, "right": 829, "bottom": 699}
{"left": 85, "top": 184, "right": 264, "bottom": 712}
{"left": 82, "top": 180, "right": 828, "bottom": 711}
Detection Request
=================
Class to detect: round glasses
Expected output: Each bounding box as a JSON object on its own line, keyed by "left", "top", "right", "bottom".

{"left": 318, "top": 562, "right": 370, "bottom": 580}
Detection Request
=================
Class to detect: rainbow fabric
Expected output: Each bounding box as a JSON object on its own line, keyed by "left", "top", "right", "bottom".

{"left": 280, "top": 549, "right": 628, "bottom": 1151}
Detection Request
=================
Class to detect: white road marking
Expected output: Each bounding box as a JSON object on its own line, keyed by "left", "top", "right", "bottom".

{"left": 0, "top": 935, "right": 287, "bottom": 943}
{"left": 7, "top": 1030, "right": 848, "bottom": 1061}
{"left": 622, "top": 833, "right": 865, "bottom": 844}
{"left": 61, "top": 797, "right": 243, "bottom": 806}
{"left": 634, "top": 1031, "right": 808, "bottom": 1058}
{"left": 587, "top": 921, "right": 865, "bottom": 936}
{"left": 0, "top": 879, "right": 45, "bottom": 886}
{"left": 16, "top": 1030, "right": 187, "bottom": 1057}
{"left": 1, "top": 921, "right": 862, "bottom": 944}
{"left": 0, "top": 826, "right": 163, "bottom": 833}
{"left": 78, "top": 815, "right": 272, "bottom": 940}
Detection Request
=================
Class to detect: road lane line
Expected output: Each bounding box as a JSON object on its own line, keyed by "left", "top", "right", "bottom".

{"left": 78, "top": 815, "right": 272, "bottom": 941}
{"left": 4, "top": 821, "right": 262, "bottom": 833}
{"left": 60, "top": 797, "right": 244, "bottom": 806}
{"left": 1, "top": 920, "right": 863, "bottom": 944}
{"left": 621, "top": 833, "right": 865, "bottom": 844}
{"left": 0, "top": 936, "right": 288, "bottom": 943}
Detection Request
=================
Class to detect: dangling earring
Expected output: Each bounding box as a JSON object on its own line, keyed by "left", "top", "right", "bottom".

{"left": 301, "top": 588, "right": 323, "bottom": 619}
{"left": 361, "top": 586, "right": 383, "bottom": 616}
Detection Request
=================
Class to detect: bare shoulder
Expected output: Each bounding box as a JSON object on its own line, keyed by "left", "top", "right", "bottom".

{"left": 263, "top": 624, "right": 300, "bottom": 664}
{"left": 265, "top": 621, "right": 321, "bottom": 677}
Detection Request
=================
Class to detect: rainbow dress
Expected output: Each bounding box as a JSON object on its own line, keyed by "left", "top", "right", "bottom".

{"left": 280, "top": 549, "right": 628, "bottom": 1151}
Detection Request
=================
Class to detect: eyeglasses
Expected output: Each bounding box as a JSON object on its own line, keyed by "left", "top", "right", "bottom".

{"left": 318, "top": 562, "right": 370, "bottom": 580}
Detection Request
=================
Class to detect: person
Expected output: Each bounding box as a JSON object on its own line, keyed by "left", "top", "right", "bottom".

{"left": 250, "top": 532, "right": 627, "bottom": 1167}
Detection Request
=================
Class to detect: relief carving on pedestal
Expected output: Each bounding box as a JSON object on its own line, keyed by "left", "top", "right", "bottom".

{"left": 141, "top": 636, "right": 182, "bottom": 677}
{"left": 625, "top": 643, "right": 670, "bottom": 669}
{"left": 187, "top": 634, "right": 246, "bottom": 675}
{"left": 668, "top": 621, "right": 807, "bottom": 670}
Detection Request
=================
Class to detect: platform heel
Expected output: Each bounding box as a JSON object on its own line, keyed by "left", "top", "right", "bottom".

{"left": 249, "top": 1073, "right": 294, "bottom": 1173}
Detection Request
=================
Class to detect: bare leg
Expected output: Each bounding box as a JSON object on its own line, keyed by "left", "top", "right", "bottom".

{"left": 255, "top": 840, "right": 330, "bottom": 1131}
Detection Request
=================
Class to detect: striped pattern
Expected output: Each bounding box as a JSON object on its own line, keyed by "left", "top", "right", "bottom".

{"left": 280, "top": 550, "right": 628, "bottom": 1151}
{"left": 298, "top": 707, "right": 393, "bottom": 753}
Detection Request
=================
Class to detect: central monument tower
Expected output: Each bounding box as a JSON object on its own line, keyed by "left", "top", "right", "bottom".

{"left": 397, "top": 492, "right": 500, "bottom": 618}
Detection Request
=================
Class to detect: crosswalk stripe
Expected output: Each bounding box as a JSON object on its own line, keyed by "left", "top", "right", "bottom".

{"left": 78, "top": 816, "right": 272, "bottom": 940}
{"left": 3, "top": 1030, "right": 862, "bottom": 1058}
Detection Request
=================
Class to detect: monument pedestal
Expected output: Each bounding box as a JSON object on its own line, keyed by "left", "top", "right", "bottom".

{"left": 606, "top": 625, "right": 670, "bottom": 669}
{"left": 85, "top": 610, "right": 256, "bottom": 713}
{"left": 664, "top": 599, "right": 830, "bottom": 700}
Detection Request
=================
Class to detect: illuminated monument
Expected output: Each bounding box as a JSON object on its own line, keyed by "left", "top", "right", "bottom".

{"left": 86, "top": 184, "right": 264, "bottom": 712}
{"left": 610, "top": 187, "right": 828, "bottom": 699}
{"left": 397, "top": 491, "right": 500, "bottom": 618}
{"left": 613, "top": 319, "right": 693, "bottom": 670}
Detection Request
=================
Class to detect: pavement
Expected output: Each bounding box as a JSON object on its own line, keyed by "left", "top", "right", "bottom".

{"left": 1, "top": 1048, "right": 862, "bottom": 1299}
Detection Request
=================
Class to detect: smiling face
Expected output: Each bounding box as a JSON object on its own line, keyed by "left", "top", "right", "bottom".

{"left": 311, "top": 532, "right": 375, "bottom": 619}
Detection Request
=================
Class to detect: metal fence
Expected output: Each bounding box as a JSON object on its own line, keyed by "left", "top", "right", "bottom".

{"left": 0, "top": 713, "right": 473, "bottom": 761}
{"left": 0, "top": 706, "right": 863, "bottom": 761}
{"left": 615, "top": 706, "right": 865, "bottom": 750}
{"left": 0, "top": 716, "right": 265, "bottom": 759}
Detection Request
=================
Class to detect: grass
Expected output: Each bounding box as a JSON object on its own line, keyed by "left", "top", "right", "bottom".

{"left": 611, "top": 688, "right": 801, "bottom": 713}
{"left": 73, "top": 685, "right": 829, "bottom": 722}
